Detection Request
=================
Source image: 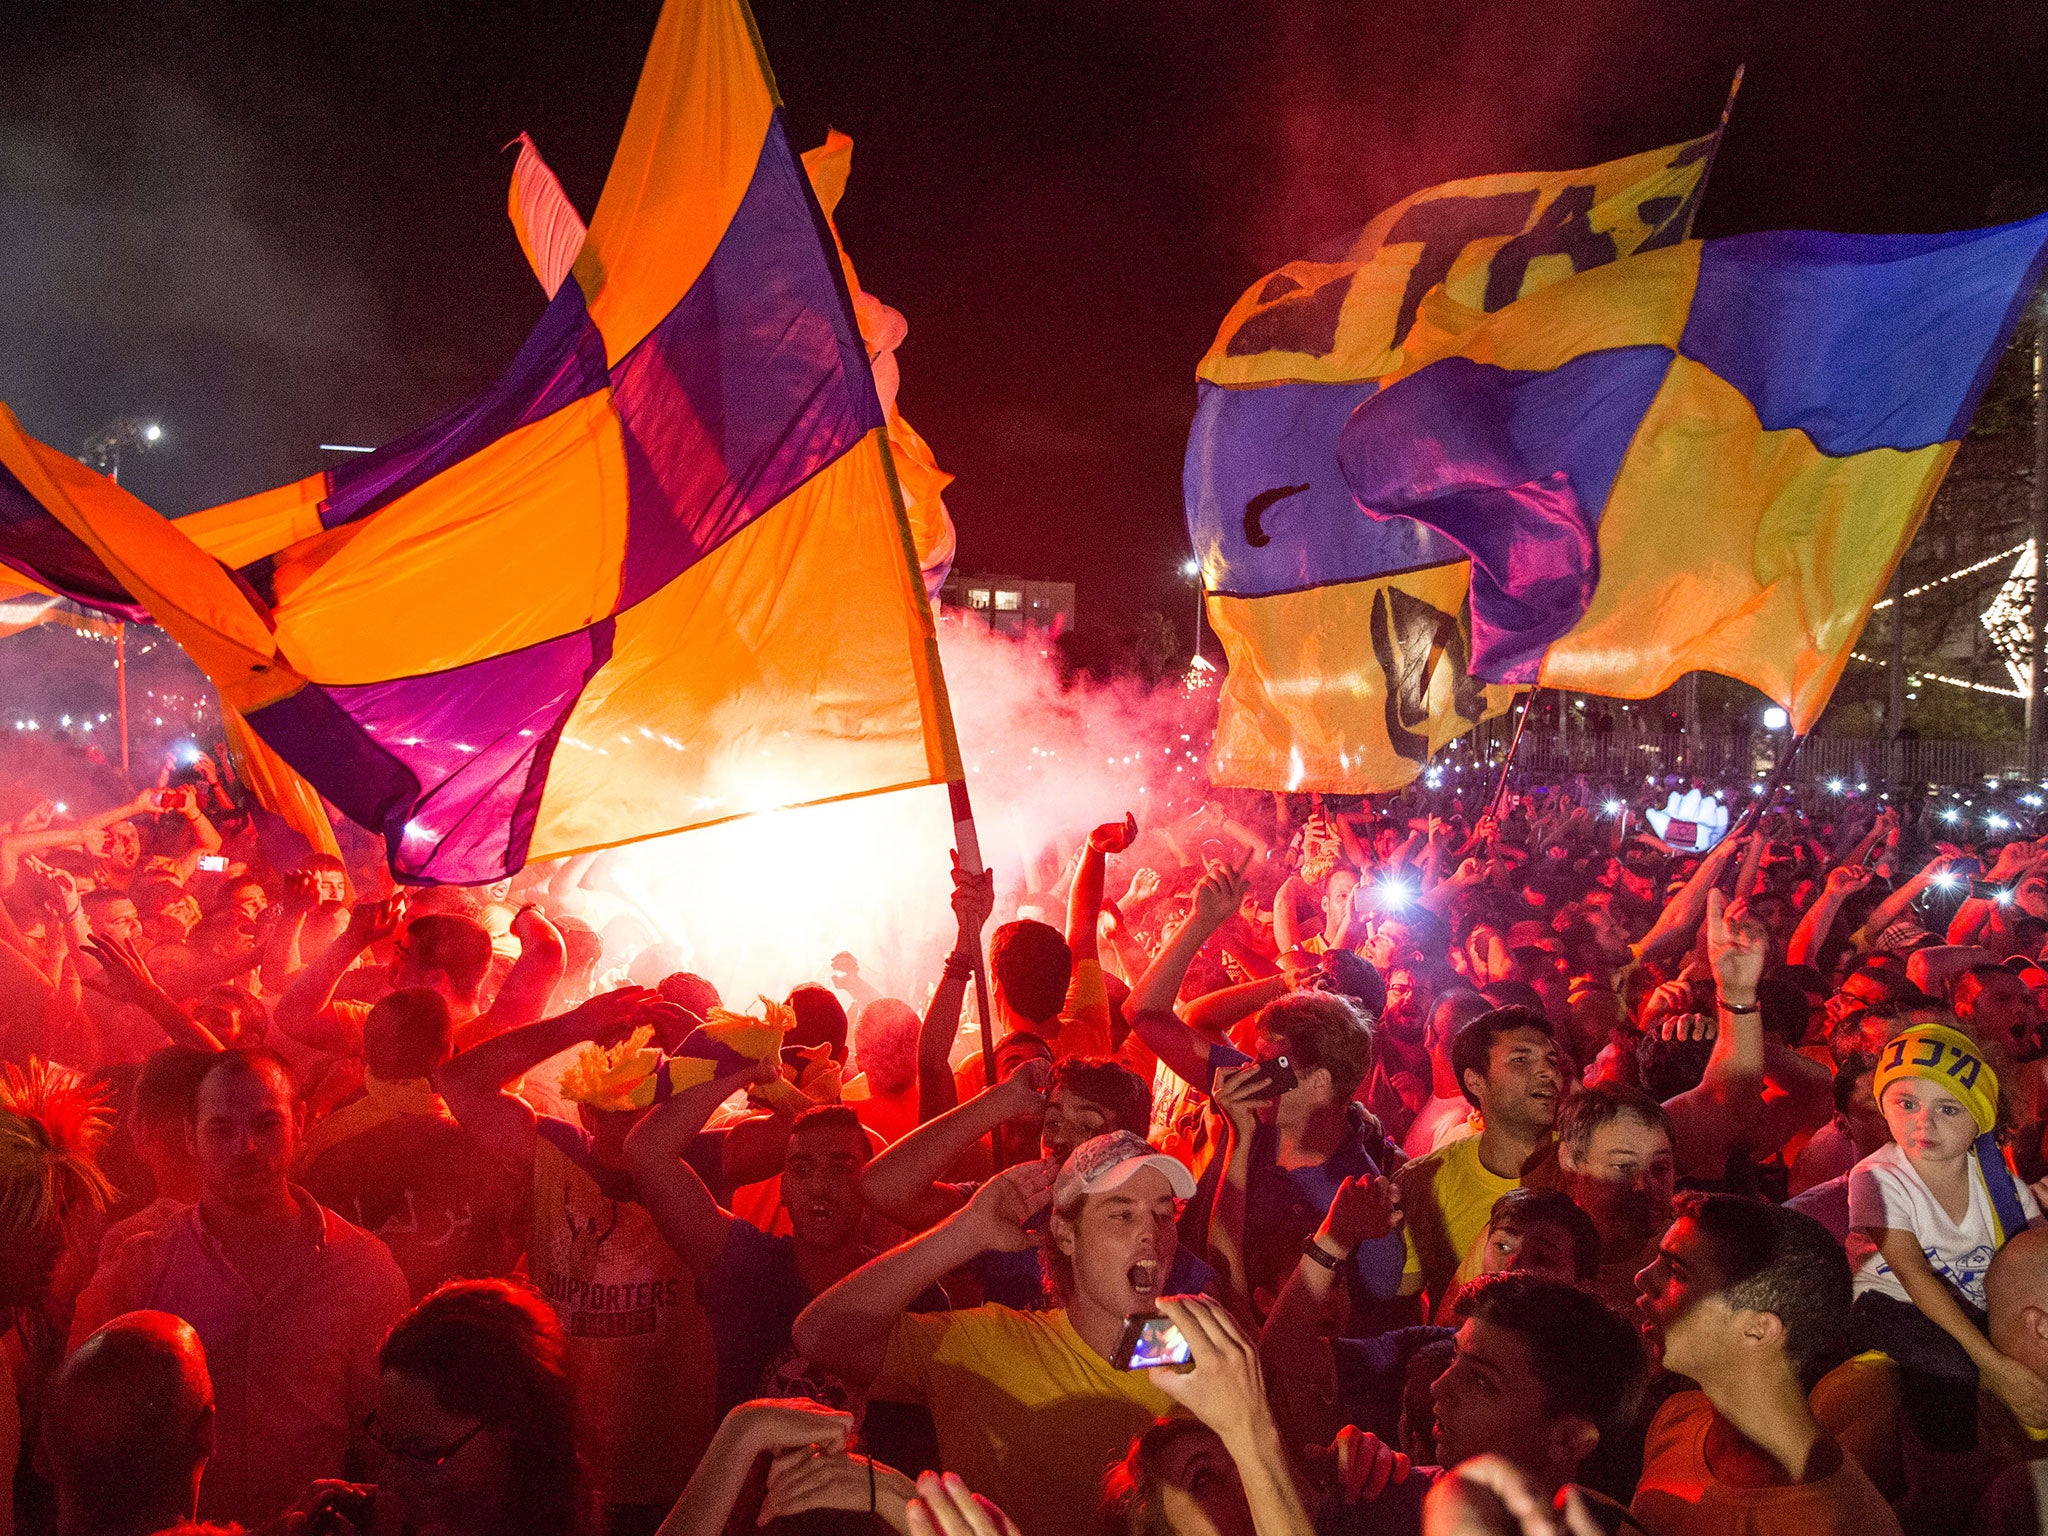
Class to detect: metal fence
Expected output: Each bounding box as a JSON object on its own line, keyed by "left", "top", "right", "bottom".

{"left": 1455, "top": 719, "right": 2048, "bottom": 790}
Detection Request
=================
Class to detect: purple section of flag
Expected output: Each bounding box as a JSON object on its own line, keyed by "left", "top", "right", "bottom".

{"left": 607, "top": 112, "right": 881, "bottom": 612}
{"left": 0, "top": 461, "right": 151, "bottom": 622}
{"left": 1337, "top": 347, "right": 1670, "bottom": 684}
{"left": 247, "top": 620, "right": 614, "bottom": 883}
{"left": 320, "top": 280, "right": 611, "bottom": 532}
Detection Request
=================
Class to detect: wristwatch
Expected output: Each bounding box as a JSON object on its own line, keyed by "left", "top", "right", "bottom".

{"left": 1717, "top": 995, "right": 1760, "bottom": 1016}
{"left": 1301, "top": 1236, "right": 1345, "bottom": 1271}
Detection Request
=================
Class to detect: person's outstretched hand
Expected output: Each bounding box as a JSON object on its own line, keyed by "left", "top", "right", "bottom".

{"left": 906, "top": 1472, "right": 1023, "bottom": 1536}
{"left": 960, "top": 1159, "right": 1055, "bottom": 1253}
{"left": 80, "top": 933, "right": 163, "bottom": 1005}
{"left": 568, "top": 986, "right": 685, "bottom": 1048}
{"left": 1142, "top": 1295, "right": 1273, "bottom": 1448}
{"left": 344, "top": 894, "right": 405, "bottom": 949}
{"left": 1190, "top": 858, "right": 1251, "bottom": 933}
{"left": 1318, "top": 1173, "right": 1401, "bottom": 1252}
{"left": 1090, "top": 814, "right": 1139, "bottom": 855}
{"left": 1704, "top": 889, "right": 1766, "bottom": 1003}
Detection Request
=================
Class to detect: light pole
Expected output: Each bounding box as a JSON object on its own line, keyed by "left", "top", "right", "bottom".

{"left": 78, "top": 418, "right": 164, "bottom": 786}
{"left": 79, "top": 417, "right": 163, "bottom": 486}
{"left": 1183, "top": 557, "right": 1205, "bottom": 662}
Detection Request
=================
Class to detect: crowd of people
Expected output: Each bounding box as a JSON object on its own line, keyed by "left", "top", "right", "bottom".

{"left": 10, "top": 736, "right": 2048, "bottom": 1536}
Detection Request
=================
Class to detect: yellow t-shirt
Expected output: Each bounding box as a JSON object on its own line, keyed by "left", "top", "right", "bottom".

{"left": 1396, "top": 1134, "right": 1519, "bottom": 1304}
{"left": 872, "top": 1304, "right": 1175, "bottom": 1536}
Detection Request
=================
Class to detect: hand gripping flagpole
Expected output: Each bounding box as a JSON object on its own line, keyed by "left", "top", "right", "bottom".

{"left": 948, "top": 778, "right": 998, "bottom": 1070}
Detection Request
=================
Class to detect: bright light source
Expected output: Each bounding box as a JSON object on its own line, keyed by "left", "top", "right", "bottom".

{"left": 403, "top": 820, "right": 432, "bottom": 842}
{"left": 1942, "top": 808, "right": 1962, "bottom": 823}
{"left": 1761, "top": 706, "right": 1789, "bottom": 730}
{"left": 142, "top": 422, "right": 162, "bottom": 443}
{"left": 1998, "top": 890, "right": 2016, "bottom": 906}
{"left": 1827, "top": 779, "right": 1846, "bottom": 794}
{"left": 1989, "top": 814, "right": 2012, "bottom": 831}
{"left": 1182, "top": 558, "right": 1200, "bottom": 579}
{"left": 1374, "top": 880, "right": 1413, "bottom": 910}
{"left": 1933, "top": 872, "right": 1960, "bottom": 889}
{"left": 1603, "top": 799, "right": 1623, "bottom": 815}
{"left": 53, "top": 803, "right": 66, "bottom": 814}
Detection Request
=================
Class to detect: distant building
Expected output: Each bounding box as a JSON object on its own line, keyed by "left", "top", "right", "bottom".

{"left": 938, "top": 572, "right": 1074, "bottom": 638}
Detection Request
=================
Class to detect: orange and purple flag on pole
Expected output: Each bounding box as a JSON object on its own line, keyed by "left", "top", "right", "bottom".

{"left": 0, "top": 0, "right": 961, "bottom": 883}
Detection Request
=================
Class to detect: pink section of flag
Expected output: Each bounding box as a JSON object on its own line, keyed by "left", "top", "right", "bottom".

{"left": 508, "top": 132, "right": 588, "bottom": 300}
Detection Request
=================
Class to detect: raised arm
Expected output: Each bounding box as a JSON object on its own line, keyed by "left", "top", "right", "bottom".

{"left": 1633, "top": 832, "right": 1747, "bottom": 967}
{"left": 157, "top": 788, "right": 223, "bottom": 884}
{"left": 1069, "top": 815, "right": 1136, "bottom": 964}
{"left": 919, "top": 856, "right": 995, "bottom": 1122}
{"left": 860, "top": 1059, "right": 1049, "bottom": 1231}
{"left": 1851, "top": 852, "right": 1951, "bottom": 950}
{"left": 624, "top": 1060, "right": 773, "bottom": 1277}
{"left": 273, "top": 895, "right": 403, "bottom": 1057}
{"left": 1147, "top": 1298, "right": 1314, "bottom": 1536}
{"left": 794, "top": 1159, "right": 1054, "bottom": 1391}
{"left": 443, "top": 987, "right": 680, "bottom": 1166}
{"left": 464, "top": 906, "right": 568, "bottom": 1042}
{"left": 1128, "top": 861, "right": 1251, "bottom": 1088}
{"left": 80, "top": 935, "right": 224, "bottom": 1052}
{"left": 1206, "top": 1066, "right": 1265, "bottom": 1319}
{"left": 1258, "top": 1176, "right": 1395, "bottom": 1430}
{"left": 1787, "top": 864, "right": 1871, "bottom": 967}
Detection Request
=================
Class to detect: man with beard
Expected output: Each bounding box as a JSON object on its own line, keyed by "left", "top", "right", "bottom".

{"left": 1400, "top": 991, "right": 1493, "bottom": 1158}
{"left": 795, "top": 1130, "right": 1198, "bottom": 1536}
{"left": 625, "top": 1077, "right": 881, "bottom": 1415}
{"left": 1395, "top": 1007, "right": 1562, "bottom": 1315}
{"left": 1631, "top": 1194, "right": 1900, "bottom": 1536}
{"left": 69, "top": 1050, "right": 410, "bottom": 1528}
{"left": 1361, "top": 964, "right": 1433, "bottom": 1146}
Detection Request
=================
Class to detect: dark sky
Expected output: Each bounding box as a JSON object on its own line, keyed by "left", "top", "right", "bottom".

{"left": 4, "top": 0, "right": 2046, "bottom": 644}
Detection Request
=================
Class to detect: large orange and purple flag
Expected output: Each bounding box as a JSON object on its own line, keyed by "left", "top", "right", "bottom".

{"left": 0, "top": 0, "right": 961, "bottom": 882}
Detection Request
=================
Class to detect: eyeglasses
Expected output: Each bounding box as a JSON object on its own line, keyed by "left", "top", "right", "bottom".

{"left": 364, "top": 1410, "right": 486, "bottom": 1468}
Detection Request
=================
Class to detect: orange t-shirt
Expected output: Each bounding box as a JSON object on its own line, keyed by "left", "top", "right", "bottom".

{"left": 1631, "top": 1391, "right": 1903, "bottom": 1536}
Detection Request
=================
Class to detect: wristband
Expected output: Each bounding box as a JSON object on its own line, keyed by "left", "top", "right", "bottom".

{"left": 943, "top": 952, "right": 976, "bottom": 983}
{"left": 1300, "top": 1236, "right": 1344, "bottom": 1271}
{"left": 1717, "top": 996, "right": 1760, "bottom": 1015}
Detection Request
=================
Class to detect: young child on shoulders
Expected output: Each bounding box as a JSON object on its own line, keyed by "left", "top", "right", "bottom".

{"left": 1847, "top": 1019, "right": 2048, "bottom": 1450}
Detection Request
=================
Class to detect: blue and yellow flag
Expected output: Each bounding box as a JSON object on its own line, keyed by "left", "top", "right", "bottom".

{"left": 0, "top": 0, "right": 960, "bottom": 882}
{"left": 1335, "top": 215, "right": 2048, "bottom": 728}
{"left": 1190, "top": 135, "right": 1718, "bottom": 791}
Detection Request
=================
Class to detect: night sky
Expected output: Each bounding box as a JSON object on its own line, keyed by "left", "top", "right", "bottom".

{"left": 4, "top": 0, "right": 2046, "bottom": 646}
